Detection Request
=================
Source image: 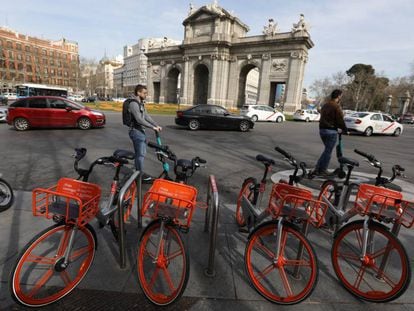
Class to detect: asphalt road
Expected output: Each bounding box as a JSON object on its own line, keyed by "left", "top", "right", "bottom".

{"left": 0, "top": 113, "right": 413, "bottom": 203}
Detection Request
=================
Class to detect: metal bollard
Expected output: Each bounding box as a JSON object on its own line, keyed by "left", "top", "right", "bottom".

{"left": 204, "top": 175, "right": 220, "bottom": 278}
{"left": 118, "top": 170, "right": 140, "bottom": 269}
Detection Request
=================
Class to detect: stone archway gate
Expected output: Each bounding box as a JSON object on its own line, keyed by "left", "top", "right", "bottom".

{"left": 146, "top": 3, "right": 314, "bottom": 113}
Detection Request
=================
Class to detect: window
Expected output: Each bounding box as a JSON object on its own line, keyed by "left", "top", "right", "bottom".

{"left": 25, "top": 45, "right": 30, "bottom": 52}
{"left": 17, "top": 63, "right": 24, "bottom": 70}
{"left": 10, "top": 99, "right": 27, "bottom": 108}
{"left": 26, "top": 65, "right": 32, "bottom": 72}
{"left": 16, "top": 43, "right": 22, "bottom": 50}
{"left": 17, "top": 54, "right": 22, "bottom": 61}
{"left": 8, "top": 51, "right": 13, "bottom": 59}
{"left": 49, "top": 50, "right": 54, "bottom": 57}
{"left": 48, "top": 98, "right": 66, "bottom": 109}
{"left": 370, "top": 114, "right": 382, "bottom": 121}
{"left": 26, "top": 55, "right": 31, "bottom": 62}
{"left": 382, "top": 115, "right": 393, "bottom": 122}
{"left": 7, "top": 41, "right": 12, "bottom": 48}
{"left": 42, "top": 49, "right": 47, "bottom": 55}
{"left": 27, "top": 98, "right": 47, "bottom": 108}
{"left": 50, "top": 60, "right": 54, "bottom": 66}
{"left": 43, "top": 58, "right": 48, "bottom": 65}
{"left": 211, "top": 106, "right": 228, "bottom": 115}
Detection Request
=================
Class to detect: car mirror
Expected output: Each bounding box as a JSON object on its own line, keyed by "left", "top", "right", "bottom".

{"left": 65, "top": 106, "right": 72, "bottom": 112}
{"left": 224, "top": 112, "right": 230, "bottom": 116}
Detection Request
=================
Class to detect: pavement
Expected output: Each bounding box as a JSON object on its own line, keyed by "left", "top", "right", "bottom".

{"left": 2, "top": 185, "right": 414, "bottom": 311}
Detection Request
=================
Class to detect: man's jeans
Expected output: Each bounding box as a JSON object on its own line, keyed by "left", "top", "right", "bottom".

{"left": 315, "top": 129, "right": 337, "bottom": 172}
{"left": 129, "top": 128, "right": 146, "bottom": 171}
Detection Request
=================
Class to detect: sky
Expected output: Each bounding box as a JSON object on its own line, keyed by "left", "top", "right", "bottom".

{"left": 1, "top": 0, "right": 413, "bottom": 88}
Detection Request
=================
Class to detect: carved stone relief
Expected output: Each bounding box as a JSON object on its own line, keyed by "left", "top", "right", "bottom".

{"left": 271, "top": 58, "right": 288, "bottom": 72}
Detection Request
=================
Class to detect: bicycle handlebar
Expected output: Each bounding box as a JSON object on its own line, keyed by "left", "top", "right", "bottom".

{"left": 274, "top": 146, "right": 292, "bottom": 160}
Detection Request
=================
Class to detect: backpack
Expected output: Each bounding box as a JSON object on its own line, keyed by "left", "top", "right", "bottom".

{"left": 122, "top": 98, "right": 135, "bottom": 127}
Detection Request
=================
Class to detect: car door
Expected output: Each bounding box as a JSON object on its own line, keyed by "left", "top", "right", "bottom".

{"left": 210, "top": 106, "right": 229, "bottom": 129}
{"left": 381, "top": 114, "right": 396, "bottom": 134}
{"left": 262, "top": 106, "right": 276, "bottom": 121}
{"left": 48, "top": 98, "right": 74, "bottom": 127}
{"left": 26, "top": 98, "right": 49, "bottom": 126}
{"left": 370, "top": 113, "right": 383, "bottom": 133}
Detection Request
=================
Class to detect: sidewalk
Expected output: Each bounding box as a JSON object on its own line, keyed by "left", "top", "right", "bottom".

{"left": 1, "top": 190, "right": 414, "bottom": 311}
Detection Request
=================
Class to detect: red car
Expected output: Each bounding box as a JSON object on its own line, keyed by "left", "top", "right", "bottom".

{"left": 7, "top": 96, "right": 105, "bottom": 131}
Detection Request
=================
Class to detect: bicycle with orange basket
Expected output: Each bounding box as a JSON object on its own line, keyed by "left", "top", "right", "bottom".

{"left": 138, "top": 140, "right": 206, "bottom": 306}
{"left": 316, "top": 149, "right": 413, "bottom": 302}
{"left": 9, "top": 148, "right": 137, "bottom": 307}
{"left": 240, "top": 146, "right": 329, "bottom": 304}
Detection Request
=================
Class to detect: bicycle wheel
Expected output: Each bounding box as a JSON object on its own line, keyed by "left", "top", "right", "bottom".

{"left": 332, "top": 220, "right": 410, "bottom": 302}
{"left": 236, "top": 177, "right": 257, "bottom": 227}
{"left": 10, "top": 223, "right": 96, "bottom": 307}
{"left": 137, "top": 220, "right": 189, "bottom": 306}
{"left": 318, "top": 180, "right": 339, "bottom": 206}
{"left": 0, "top": 177, "right": 14, "bottom": 212}
{"left": 245, "top": 220, "right": 318, "bottom": 304}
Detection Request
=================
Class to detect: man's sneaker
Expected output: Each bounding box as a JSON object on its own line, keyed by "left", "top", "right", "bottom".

{"left": 142, "top": 173, "right": 153, "bottom": 183}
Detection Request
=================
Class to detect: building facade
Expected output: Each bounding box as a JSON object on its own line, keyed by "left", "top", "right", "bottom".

{"left": 95, "top": 55, "right": 123, "bottom": 98}
{"left": 145, "top": 3, "right": 313, "bottom": 112}
{"left": 0, "top": 26, "right": 80, "bottom": 93}
{"left": 114, "top": 38, "right": 181, "bottom": 97}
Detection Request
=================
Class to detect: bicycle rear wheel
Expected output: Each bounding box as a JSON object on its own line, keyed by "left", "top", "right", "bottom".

{"left": 332, "top": 220, "right": 410, "bottom": 302}
{"left": 137, "top": 220, "right": 189, "bottom": 306}
{"left": 236, "top": 177, "right": 257, "bottom": 227}
{"left": 244, "top": 221, "right": 318, "bottom": 304}
{"left": 10, "top": 223, "right": 96, "bottom": 307}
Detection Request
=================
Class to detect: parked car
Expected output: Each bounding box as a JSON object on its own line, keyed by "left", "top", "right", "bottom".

{"left": 3, "top": 92, "right": 17, "bottom": 100}
{"left": 68, "top": 94, "right": 84, "bottom": 102}
{"left": 293, "top": 109, "right": 320, "bottom": 122}
{"left": 343, "top": 109, "right": 357, "bottom": 117}
{"left": 0, "top": 94, "right": 8, "bottom": 105}
{"left": 7, "top": 96, "right": 106, "bottom": 131}
{"left": 0, "top": 106, "right": 7, "bottom": 122}
{"left": 399, "top": 113, "right": 414, "bottom": 124}
{"left": 240, "top": 105, "right": 285, "bottom": 122}
{"left": 175, "top": 104, "right": 254, "bottom": 132}
{"left": 345, "top": 112, "right": 403, "bottom": 137}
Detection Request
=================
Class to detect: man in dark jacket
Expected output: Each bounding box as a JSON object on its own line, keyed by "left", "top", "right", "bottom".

{"left": 312, "top": 89, "right": 347, "bottom": 175}
{"left": 128, "top": 84, "right": 162, "bottom": 181}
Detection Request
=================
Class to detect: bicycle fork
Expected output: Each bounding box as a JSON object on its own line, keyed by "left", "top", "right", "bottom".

{"left": 57, "top": 226, "right": 78, "bottom": 270}
{"left": 153, "top": 220, "right": 172, "bottom": 264}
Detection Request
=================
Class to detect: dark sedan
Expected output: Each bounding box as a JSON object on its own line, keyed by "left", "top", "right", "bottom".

{"left": 175, "top": 104, "right": 254, "bottom": 132}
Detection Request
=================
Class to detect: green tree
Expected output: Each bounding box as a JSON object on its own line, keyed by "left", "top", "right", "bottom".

{"left": 346, "top": 64, "right": 375, "bottom": 111}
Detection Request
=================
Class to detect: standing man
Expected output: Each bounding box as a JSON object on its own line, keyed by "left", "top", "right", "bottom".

{"left": 124, "top": 84, "right": 162, "bottom": 181}
{"left": 312, "top": 89, "right": 347, "bottom": 176}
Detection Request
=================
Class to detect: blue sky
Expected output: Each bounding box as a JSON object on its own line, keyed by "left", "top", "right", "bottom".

{"left": 2, "top": 0, "right": 413, "bottom": 87}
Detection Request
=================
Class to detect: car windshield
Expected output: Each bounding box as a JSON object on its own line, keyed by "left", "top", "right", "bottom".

{"left": 66, "top": 99, "right": 84, "bottom": 110}
{"left": 350, "top": 112, "right": 369, "bottom": 118}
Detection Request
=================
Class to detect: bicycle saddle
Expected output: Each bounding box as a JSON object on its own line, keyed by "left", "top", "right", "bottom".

{"left": 256, "top": 154, "right": 275, "bottom": 166}
{"left": 177, "top": 159, "right": 193, "bottom": 170}
{"left": 113, "top": 149, "right": 135, "bottom": 160}
{"left": 338, "top": 156, "right": 359, "bottom": 167}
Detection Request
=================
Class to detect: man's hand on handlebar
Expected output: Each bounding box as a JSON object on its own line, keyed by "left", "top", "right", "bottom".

{"left": 153, "top": 126, "right": 162, "bottom": 132}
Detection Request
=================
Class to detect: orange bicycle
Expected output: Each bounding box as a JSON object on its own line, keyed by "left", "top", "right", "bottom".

{"left": 137, "top": 141, "right": 206, "bottom": 306}
{"left": 9, "top": 148, "right": 137, "bottom": 307}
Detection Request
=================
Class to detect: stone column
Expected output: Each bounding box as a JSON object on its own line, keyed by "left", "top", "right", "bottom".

{"left": 146, "top": 62, "right": 154, "bottom": 102}
{"left": 226, "top": 56, "right": 239, "bottom": 108}
{"left": 208, "top": 54, "right": 218, "bottom": 105}
{"left": 159, "top": 61, "right": 167, "bottom": 103}
{"left": 181, "top": 56, "right": 190, "bottom": 105}
{"left": 284, "top": 51, "right": 306, "bottom": 113}
{"left": 257, "top": 53, "right": 271, "bottom": 106}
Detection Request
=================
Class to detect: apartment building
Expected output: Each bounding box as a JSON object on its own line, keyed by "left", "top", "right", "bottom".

{"left": 0, "top": 26, "right": 79, "bottom": 92}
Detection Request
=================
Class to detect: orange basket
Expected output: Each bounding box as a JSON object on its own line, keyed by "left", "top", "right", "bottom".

{"left": 142, "top": 179, "right": 198, "bottom": 228}
{"left": 268, "top": 183, "right": 328, "bottom": 228}
{"left": 354, "top": 184, "right": 414, "bottom": 228}
{"left": 32, "top": 178, "right": 101, "bottom": 227}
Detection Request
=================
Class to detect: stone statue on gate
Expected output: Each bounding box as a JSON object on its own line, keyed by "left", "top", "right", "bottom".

{"left": 291, "top": 14, "right": 309, "bottom": 34}
{"left": 263, "top": 18, "right": 278, "bottom": 36}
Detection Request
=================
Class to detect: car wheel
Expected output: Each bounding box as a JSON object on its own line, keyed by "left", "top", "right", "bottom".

{"left": 188, "top": 119, "right": 200, "bottom": 131}
{"left": 13, "top": 118, "right": 29, "bottom": 131}
{"left": 305, "top": 117, "right": 310, "bottom": 122}
{"left": 251, "top": 115, "right": 258, "bottom": 122}
{"left": 393, "top": 128, "right": 401, "bottom": 137}
{"left": 239, "top": 120, "right": 250, "bottom": 132}
{"left": 78, "top": 117, "right": 92, "bottom": 130}
{"left": 276, "top": 116, "right": 283, "bottom": 123}
{"left": 364, "top": 126, "right": 373, "bottom": 137}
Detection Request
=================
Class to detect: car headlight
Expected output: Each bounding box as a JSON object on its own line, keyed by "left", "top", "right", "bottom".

{"left": 91, "top": 111, "right": 104, "bottom": 117}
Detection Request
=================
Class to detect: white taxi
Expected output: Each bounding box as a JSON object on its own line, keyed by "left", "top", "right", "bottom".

{"left": 240, "top": 105, "right": 285, "bottom": 122}
{"left": 345, "top": 112, "right": 403, "bottom": 137}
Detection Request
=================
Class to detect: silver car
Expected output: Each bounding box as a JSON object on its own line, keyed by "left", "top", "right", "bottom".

{"left": 0, "top": 106, "right": 8, "bottom": 122}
